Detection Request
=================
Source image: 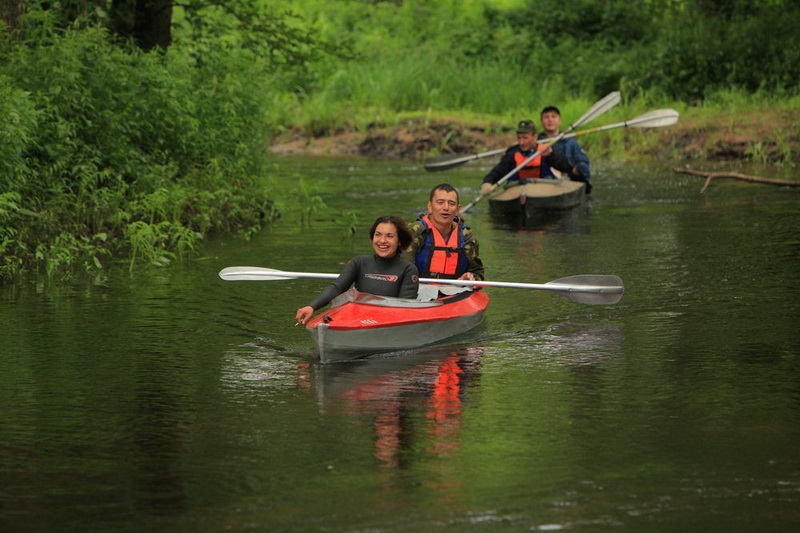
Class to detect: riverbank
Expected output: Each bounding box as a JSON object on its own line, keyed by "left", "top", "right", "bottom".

{"left": 269, "top": 107, "right": 799, "bottom": 166}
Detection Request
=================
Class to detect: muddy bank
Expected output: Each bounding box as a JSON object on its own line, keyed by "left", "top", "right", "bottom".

{"left": 269, "top": 110, "right": 799, "bottom": 165}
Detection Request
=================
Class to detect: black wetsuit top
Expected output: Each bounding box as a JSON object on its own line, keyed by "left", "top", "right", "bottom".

{"left": 308, "top": 254, "right": 419, "bottom": 310}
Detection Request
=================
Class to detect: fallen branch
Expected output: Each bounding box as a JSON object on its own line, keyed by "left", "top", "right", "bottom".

{"left": 673, "top": 166, "right": 800, "bottom": 193}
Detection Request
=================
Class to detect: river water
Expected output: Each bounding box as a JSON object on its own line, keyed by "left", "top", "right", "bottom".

{"left": 2, "top": 156, "right": 799, "bottom": 532}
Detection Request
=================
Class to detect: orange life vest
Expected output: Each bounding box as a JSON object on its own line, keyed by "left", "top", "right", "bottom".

{"left": 514, "top": 150, "right": 542, "bottom": 180}
{"left": 418, "top": 214, "right": 467, "bottom": 278}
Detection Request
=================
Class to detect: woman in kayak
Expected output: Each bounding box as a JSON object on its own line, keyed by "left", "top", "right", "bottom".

{"left": 294, "top": 215, "right": 420, "bottom": 325}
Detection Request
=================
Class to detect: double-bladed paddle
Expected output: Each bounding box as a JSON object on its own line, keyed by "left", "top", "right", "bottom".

{"left": 460, "top": 91, "right": 622, "bottom": 213}
{"left": 218, "top": 266, "right": 625, "bottom": 305}
{"left": 423, "top": 108, "right": 680, "bottom": 172}
{"left": 424, "top": 148, "right": 506, "bottom": 172}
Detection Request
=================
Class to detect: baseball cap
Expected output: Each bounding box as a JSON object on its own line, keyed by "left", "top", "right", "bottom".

{"left": 516, "top": 120, "right": 536, "bottom": 134}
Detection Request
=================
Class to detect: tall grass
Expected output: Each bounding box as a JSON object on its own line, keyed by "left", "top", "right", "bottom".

{"left": 297, "top": 55, "right": 583, "bottom": 134}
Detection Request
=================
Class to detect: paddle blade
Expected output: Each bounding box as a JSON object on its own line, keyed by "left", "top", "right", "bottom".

{"left": 629, "top": 109, "right": 679, "bottom": 128}
{"left": 219, "top": 266, "right": 298, "bottom": 281}
{"left": 423, "top": 148, "right": 505, "bottom": 172}
{"left": 560, "top": 291, "right": 623, "bottom": 305}
{"left": 424, "top": 154, "right": 476, "bottom": 172}
{"left": 570, "top": 91, "right": 621, "bottom": 130}
{"left": 219, "top": 267, "right": 340, "bottom": 282}
{"left": 546, "top": 274, "right": 625, "bottom": 305}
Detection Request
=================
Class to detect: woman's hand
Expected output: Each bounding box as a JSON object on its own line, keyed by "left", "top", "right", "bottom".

{"left": 295, "top": 306, "right": 314, "bottom": 325}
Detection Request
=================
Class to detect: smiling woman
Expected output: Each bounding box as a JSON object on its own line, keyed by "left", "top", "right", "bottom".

{"left": 294, "top": 215, "right": 419, "bottom": 325}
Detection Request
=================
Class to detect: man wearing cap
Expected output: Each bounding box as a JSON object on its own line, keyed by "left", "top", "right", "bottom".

{"left": 479, "top": 119, "right": 553, "bottom": 196}
{"left": 539, "top": 105, "right": 593, "bottom": 194}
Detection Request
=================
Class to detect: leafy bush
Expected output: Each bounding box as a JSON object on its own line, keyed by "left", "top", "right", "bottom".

{"left": 0, "top": 9, "right": 277, "bottom": 281}
{"left": 0, "top": 76, "right": 38, "bottom": 192}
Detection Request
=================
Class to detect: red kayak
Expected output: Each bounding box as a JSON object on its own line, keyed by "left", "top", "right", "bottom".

{"left": 305, "top": 286, "right": 489, "bottom": 363}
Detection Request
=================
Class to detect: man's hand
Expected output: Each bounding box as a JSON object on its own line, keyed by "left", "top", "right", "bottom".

{"left": 480, "top": 182, "right": 493, "bottom": 196}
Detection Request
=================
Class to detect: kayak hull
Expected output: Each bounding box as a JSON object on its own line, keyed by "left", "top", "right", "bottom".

{"left": 489, "top": 180, "right": 585, "bottom": 217}
{"left": 306, "top": 288, "right": 489, "bottom": 363}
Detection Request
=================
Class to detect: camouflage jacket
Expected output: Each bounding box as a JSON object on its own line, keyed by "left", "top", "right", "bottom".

{"left": 401, "top": 216, "right": 485, "bottom": 281}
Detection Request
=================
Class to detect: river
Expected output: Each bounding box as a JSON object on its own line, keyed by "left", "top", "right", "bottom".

{"left": 1, "top": 156, "right": 799, "bottom": 532}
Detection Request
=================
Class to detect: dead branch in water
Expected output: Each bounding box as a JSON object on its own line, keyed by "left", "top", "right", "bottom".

{"left": 673, "top": 167, "right": 800, "bottom": 194}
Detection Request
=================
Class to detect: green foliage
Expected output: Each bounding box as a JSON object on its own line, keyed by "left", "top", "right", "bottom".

{"left": 0, "top": 75, "right": 38, "bottom": 192}
{"left": 279, "top": 0, "right": 800, "bottom": 115}
{"left": 124, "top": 219, "right": 197, "bottom": 272}
{"left": 173, "top": 0, "right": 355, "bottom": 98}
{"left": 0, "top": 193, "right": 24, "bottom": 281}
{"left": 291, "top": 178, "right": 327, "bottom": 227}
{"left": 745, "top": 142, "right": 769, "bottom": 165}
{"left": 293, "top": 55, "right": 576, "bottom": 135}
{"left": 339, "top": 210, "right": 359, "bottom": 241}
{"left": 0, "top": 7, "right": 278, "bottom": 281}
{"left": 628, "top": 3, "right": 800, "bottom": 101}
{"left": 36, "top": 231, "right": 111, "bottom": 280}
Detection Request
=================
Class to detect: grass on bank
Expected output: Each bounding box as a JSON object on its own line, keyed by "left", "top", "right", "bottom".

{"left": 284, "top": 70, "right": 799, "bottom": 168}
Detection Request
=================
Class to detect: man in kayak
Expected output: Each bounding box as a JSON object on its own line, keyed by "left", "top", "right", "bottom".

{"left": 402, "top": 183, "right": 485, "bottom": 281}
{"left": 295, "top": 215, "right": 419, "bottom": 325}
{"left": 539, "top": 105, "right": 593, "bottom": 194}
{"left": 479, "top": 119, "right": 554, "bottom": 196}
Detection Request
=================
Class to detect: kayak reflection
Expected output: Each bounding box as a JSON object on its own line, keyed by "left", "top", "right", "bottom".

{"left": 312, "top": 346, "right": 484, "bottom": 468}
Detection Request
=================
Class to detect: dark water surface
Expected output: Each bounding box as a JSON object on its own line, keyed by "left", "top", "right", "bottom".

{"left": 2, "top": 156, "right": 799, "bottom": 532}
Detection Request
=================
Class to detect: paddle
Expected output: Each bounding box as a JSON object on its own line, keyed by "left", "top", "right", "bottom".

{"left": 218, "top": 267, "right": 625, "bottom": 305}
{"left": 460, "top": 91, "right": 621, "bottom": 213}
{"left": 424, "top": 148, "right": 506, "bottom": 172}
{"left": 424, "top": 108, "right": 679, "bottom": 172}
{"left": 563, "top": 108, "right": 680, "bottom": 135}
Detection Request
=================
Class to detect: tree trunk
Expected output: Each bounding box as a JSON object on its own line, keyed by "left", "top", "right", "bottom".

{"left": 0, "top": 0, "right": 22, "bottom": 31}
{"left": 110, "top": 0, "right": 172, "bottom": 50}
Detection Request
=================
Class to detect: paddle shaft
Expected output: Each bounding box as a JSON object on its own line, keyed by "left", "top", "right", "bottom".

{"left": 424, "top": 108, "right": 678, "bottom": 173}
{"left": 218, "top": 267, "right": 624, "bottom": 305}
{"left": 221, "top": 269, "right": 620, "bottom": 292}
{"left": 460, "top": 91, "right": 621, "bottom": 213}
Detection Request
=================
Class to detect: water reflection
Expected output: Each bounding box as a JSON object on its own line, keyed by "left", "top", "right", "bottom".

{"left": 131, "top": 383, "right": 189, "bottom": 515}
{"left": 488, "top": 201, "right": 593, "bottom": 233}
{"left": 5, "top": 156, "right": 799, "bottom": 531}
{"left": 312, "top": 347, "right": 484, "bottom": 468}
